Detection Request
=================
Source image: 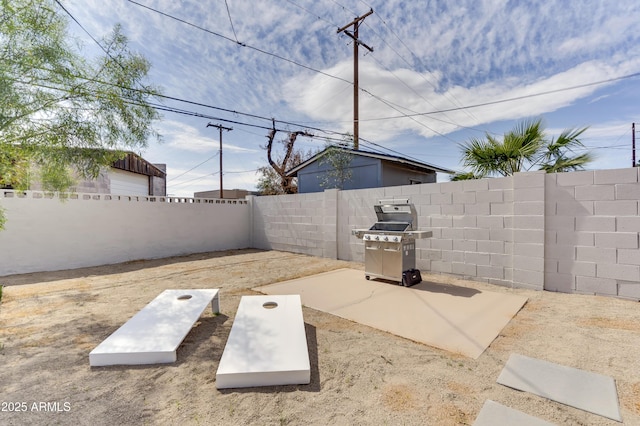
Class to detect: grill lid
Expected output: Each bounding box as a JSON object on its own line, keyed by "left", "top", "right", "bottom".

{"left": 373, "top": 199, "right": 417, "bottom": 231}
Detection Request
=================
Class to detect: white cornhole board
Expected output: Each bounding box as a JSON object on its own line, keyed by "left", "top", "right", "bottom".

{"left": 216, "top": 295, "right": 310, "bottom": 389}
{"left": 89, "top": 289, "right": 219, "bottom": 366}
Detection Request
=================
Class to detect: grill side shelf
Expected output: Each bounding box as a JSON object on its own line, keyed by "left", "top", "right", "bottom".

{"left": 405, "top": 230, "right": 432, "bottom": 239}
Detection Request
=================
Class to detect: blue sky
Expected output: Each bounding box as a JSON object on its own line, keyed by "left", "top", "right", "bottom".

{"left": 61, "top": 0, "right": 640, "bottom": 196}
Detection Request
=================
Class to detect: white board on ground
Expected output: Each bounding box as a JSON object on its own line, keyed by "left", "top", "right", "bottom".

{"left": 497, "top": 353, "right": 621, "bottom": 422}
{"left": 473, "top": 400, "right": 556, "bottom": 426}
{"left": 216, "top": 295, "right": 310, "bottom": 389}
{"left": 89, "top": 289, "right": 220, "bottom": 366}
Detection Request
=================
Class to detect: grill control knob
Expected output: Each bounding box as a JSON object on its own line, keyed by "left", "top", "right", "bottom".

{"left": 365, "top": 235, "right": 370, "bottom": 240}
{"left": 384, "top": 236, "right": 389, "bottom": 241}
{"left": 375, "top": 236, "right": 380, "bottom": 241}
{"left": 394, "top": 237, "right": 399, "bottom": 242}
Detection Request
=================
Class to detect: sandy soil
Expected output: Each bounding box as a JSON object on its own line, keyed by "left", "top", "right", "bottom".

{"left": 0, "top": 249, "right": 639, "bottom": 425}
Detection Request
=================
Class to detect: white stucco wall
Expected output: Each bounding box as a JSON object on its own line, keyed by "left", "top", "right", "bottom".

{"left": 0, "top": 192, "right": 250, "bottom": 275}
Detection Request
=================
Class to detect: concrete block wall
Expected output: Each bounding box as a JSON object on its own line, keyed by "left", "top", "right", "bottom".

{"left": 251, "top": 167, "right": 640, "bottom": 299}
{"left": 333, "top": 173, "right": 545, "bottom": 290}
{"left": 411, "top": 173, "right": 544, "bottom": 291}
{"left": 337, "top": 186, "right": 393, "bottom": 261}
{"left": 0, "top": 191, "right": 250, "bottom": 275}
{"left": 249, "top": 190, "right": 338, "bottom": 258}
{"left": 545, "top": 168, "right": 640, "bottom": 299}
{"left": 251, "top": 173, "right": 546, "bottom": 291}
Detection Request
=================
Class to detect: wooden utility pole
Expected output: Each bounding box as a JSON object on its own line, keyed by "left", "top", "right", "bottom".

{"left": 206, "top": 123, "right": 232, "bottom": 198}
{"left": 337, "top": 9, "right": 373, "bottom": 150}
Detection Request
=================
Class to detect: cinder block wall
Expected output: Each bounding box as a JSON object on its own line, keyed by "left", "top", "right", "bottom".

{"left": 251, "top": 174, "right": 545, "bottom": 291}
{"left": 545, "top": 168, "right": 640, "bottom": 299}
{"left": 0, "top": 191, "right": 250, "bottom": 275}
{"left": 249, "top": 190, "right": 337, "bottom": 258}
{"left": 250, "top": 168, "right": 640, "bottom": 299}
{"left": 335, "top": 172, "right": 545, "bottom": 290}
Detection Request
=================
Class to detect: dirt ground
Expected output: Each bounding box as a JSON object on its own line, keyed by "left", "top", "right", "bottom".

{"left": 1, "top": 249, "right": 639, "bottom": 426}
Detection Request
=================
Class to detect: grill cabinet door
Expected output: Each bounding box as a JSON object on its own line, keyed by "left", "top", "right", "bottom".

{"left": 364, "top": 241, "right": 383, "bottom": 277}
{"left": 381, "top": 241, "right": 402, "bottom": 280}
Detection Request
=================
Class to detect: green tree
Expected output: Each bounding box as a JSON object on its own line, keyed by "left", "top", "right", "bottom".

{"left": 455, "top": 118, "right": 592, "bottom": 180}
{"left": 538, "top": 127, "right": 593, "bottom": 172}
{"left": 318, "top": 142, "right": 354, "bottom": 190}
{"left": 0, "top": 0, "right": 161, "bottom": 228}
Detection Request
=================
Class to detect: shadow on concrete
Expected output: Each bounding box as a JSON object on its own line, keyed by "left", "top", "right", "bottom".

{"left": 369, "top": 277, "right": 481, "bottom": 298}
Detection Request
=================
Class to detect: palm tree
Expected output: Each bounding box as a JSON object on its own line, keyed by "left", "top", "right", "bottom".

{"left": 455, "top": 118, "right": 592, "bottom": 179}
{"left": 538, "top": 127, "right": 593, "bottom": 172}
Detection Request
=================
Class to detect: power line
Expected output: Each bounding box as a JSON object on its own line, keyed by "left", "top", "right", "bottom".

{"left": 223, "top": 0, "right": 239, "bottom": 43}
{"left": 323, "top": 0, "right": 482, "bottom": 132}
{"left": 169, "top": 171, "right": 219, "bottom": 188}
{"left": 126, "top": 0, "right": 351, "bottom": 85}
{"left": 273, "top": 2, "right": 492, "bottom": 139}
{"left": 284, "top": 0, "right": 336, "bottom": 27}
{"left": 64, "top": 0, "right": 640, "bottom": 139}
{"left": 362, "top": 72, "right": 640, "bottom": 122}
{"left": 13, "top": 68, "right": 637, "bottom": 177}
{"left": 225, "top": 168, "right": 260, "bottom": 174}
{"left": 12, "top": 66, "right": 640, "bottom": 155}
{"left": 25, "top": 0, "right": 468, "bottom": 181}
{"left": 269, "top": 2, "right": 486, "bottom": 139}
{"left": 54, "top": 0, "right": 109, "bottom": 57}
{"left": 57, "top": 0, "right": 346, "bottom": 137}
{"left": 168, "top": 152, "right": 219, "bottom": 182}
{"left": 362, "top": 4, "right": 481, "bottom": 126}
{"left": 124, "top": 0, "right": 640, "bottom": 143}
{"left": 362, "top": 55, "right": 457, "bottom": 142}
{"left": 122, "top": 0, "right": 480, "bottom": 143}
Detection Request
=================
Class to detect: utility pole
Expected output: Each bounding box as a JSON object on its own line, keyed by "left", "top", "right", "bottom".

{"left": 206, "top": 123, "right": 232, "bottom": 198}
{"left": 633, "top": 122, "right": 636, "bottom": 167}
{"left": 337, "top": 8, "right": 373, "bottom": 150}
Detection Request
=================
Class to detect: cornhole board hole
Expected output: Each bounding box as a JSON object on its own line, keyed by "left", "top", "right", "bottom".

{"left": 89, "top": 289, "right": 219, "bottom": 366}
{"left": 216, "top": 295, "right": 310, "bottom": 389}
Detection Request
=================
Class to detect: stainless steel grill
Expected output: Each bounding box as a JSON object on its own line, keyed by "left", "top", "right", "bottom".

{"left": 352, "top": 199, "right": 432, "bottom": 286}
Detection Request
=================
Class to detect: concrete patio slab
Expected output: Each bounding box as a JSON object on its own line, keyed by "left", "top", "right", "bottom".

{"left": 473, "top": 400, "right": 556, "bottom": 426}
{"left": 216, "top": 295, "right": 310, "bottom": 389}
{"left": 497, "top": 353, "right": 622, "bottom": 422}
{"left": 89, "top": 289, "right": 219, "bottom": 366}
{"left": 255, "top": 268, "right": 527, "bottom": 359}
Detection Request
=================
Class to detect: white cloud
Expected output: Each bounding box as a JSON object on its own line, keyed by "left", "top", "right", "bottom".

{"left": 285, "top": 56, "right": 640, "bottom": 143}
{"left": 155, "top": 120, "right": 258, "bottom": 153}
